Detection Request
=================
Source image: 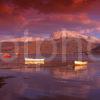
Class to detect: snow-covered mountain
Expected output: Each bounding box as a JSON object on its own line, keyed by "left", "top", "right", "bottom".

{"left": 52, "top": 29, "right": 100, "bottom": 43}
{"left": 0, "top": 29, "right": 100, "bottom": 43}
{"left": 0, "top": 30, "right": 99, "bottom": 55}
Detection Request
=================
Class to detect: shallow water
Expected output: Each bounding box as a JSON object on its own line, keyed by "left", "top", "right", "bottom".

{"left": 0, "top": 61, "right": 100, "bottom": 100}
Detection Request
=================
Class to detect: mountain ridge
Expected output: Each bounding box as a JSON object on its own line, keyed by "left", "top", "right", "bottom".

{"left": 52, "top": 30, "right": 100, "bottom": 43}
{"left": 0, "top": 30, "right": 100, "bottom": 44}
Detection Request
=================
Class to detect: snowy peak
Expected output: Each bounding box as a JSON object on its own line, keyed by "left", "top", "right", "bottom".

{"left": 52, "top": 30, "right": 80, "bottom": 39}
{"left": 52, "top": 29, "right": 100, "bottom": 43}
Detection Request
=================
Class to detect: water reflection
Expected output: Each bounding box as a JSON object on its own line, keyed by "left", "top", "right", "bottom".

{"left": 0, "top": 62, "right": 99, "bottom": 100}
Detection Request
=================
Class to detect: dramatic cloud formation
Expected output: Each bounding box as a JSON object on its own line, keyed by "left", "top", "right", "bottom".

{"left": 0, "top": 0, "right": 100, "bottom": 37}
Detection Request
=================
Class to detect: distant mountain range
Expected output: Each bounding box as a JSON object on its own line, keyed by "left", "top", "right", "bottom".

{"left": 52, "top": 30, "right": 100, "bottom": 43}
{"left": 1, "top": 30, "right": 100, "bottom": 43}
{"left": 0, "top": 30, "right": 100, "bottom": 55}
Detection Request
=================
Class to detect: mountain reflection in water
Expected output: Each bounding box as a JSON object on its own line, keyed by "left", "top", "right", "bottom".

{"left": 0, "top": 61, "right": 100, "bottom": 100}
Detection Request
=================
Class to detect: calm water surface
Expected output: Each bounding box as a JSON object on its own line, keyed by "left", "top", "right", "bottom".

{"left": 0, "top": 61, "right": 100, "bottom": 100}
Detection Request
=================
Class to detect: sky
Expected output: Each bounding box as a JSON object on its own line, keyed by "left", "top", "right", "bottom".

{"left": 0, "top": 0, "right": 100, "bottom": 38}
